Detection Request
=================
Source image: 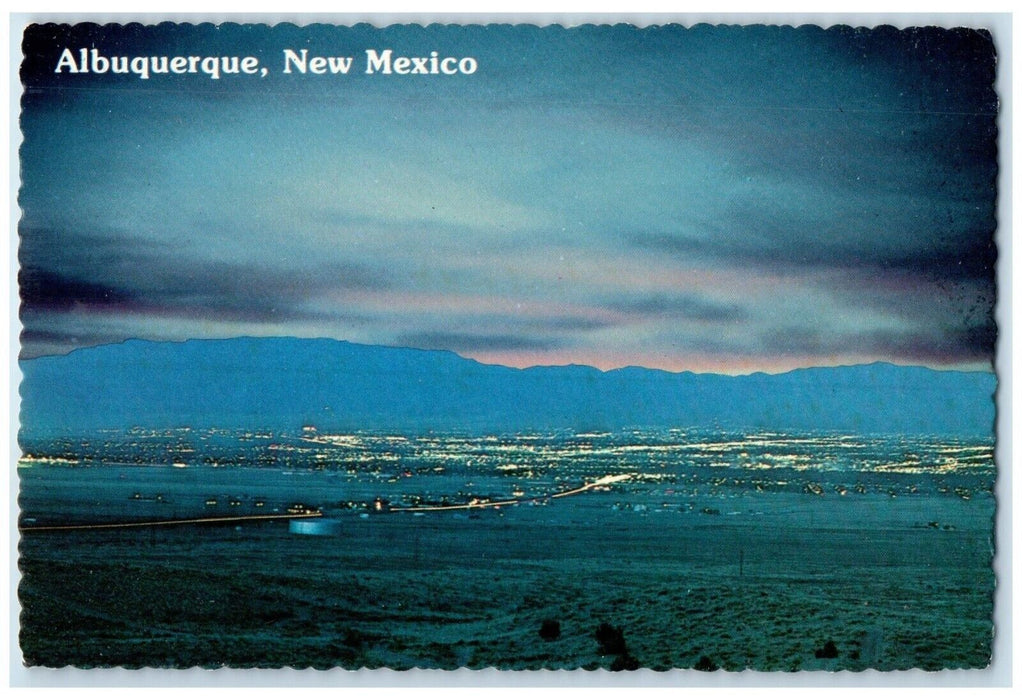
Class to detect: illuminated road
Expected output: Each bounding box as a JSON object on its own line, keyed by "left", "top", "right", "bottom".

{"left": 19, "top": 474, "right": 634, "bottom": 529}
{"left": 19, "top": 511, "right": 322, "bottom": 532}
{"left": 390, "top": 473, "right": 633, "bottom": 513}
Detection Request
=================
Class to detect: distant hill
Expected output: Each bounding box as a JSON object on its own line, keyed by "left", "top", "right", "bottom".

{"left": 18, "top": 337, "right": 996, "bottom": 439}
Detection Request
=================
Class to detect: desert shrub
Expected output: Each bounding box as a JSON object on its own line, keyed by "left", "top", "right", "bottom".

{"left": 815, "top": 640, "right": 839, "bottom": 659}
{"left": 594, "top": 622, "right": 639, "bottom": 670}
{"left": 611, "top": 652, "right": 640, "bottom": 671}
{"left": 342, "top": 628, "right": 365, "bottom": 648}
{"left": 539, "top": 619, "right": 561, "bottom": 641}
{"left": 594, "top": 622, "right": 627, "bottom": 656}
{"left": 694, "top": 654, "right": 719, "bottom": 672}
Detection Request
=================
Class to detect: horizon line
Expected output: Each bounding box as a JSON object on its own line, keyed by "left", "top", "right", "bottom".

{"left": 17, "top": 334, "right": 997, "bottom": 378}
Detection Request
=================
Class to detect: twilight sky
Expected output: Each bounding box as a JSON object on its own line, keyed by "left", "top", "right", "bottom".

{"left": 18, "top": 23, "right": 999, "bottom": 373}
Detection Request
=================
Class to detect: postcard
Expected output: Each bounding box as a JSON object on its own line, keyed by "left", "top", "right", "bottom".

{"left": 14, "top": 18, "right": 1001, "bottom": 675}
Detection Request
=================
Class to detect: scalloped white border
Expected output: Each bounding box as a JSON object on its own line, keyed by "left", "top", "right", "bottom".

{"left": 3, "top": 8, "right": 1013, "bottom": 692}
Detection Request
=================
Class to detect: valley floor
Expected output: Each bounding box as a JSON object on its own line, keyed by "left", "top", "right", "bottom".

{"left": 18, "top": 474, "right": 995, "bottom": 672}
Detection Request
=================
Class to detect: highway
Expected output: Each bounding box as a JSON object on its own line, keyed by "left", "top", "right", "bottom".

{"left": 391, "top": 473, "right": 632, "bottom": 513}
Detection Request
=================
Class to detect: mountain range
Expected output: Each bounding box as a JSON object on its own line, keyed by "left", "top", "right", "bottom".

{"left": 18, "top": 337, "right": 996, "bottom": 438}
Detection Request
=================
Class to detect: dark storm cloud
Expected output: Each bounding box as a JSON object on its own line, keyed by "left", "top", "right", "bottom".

{"left": 18, "top": 269, "right": 135, "bottom": 311}
{"left": 631, "top": 220, "right": 996, "bottom": 362}
{"left": 869, "top": 326, "right": 998, "bottom": 364}
{"left": 19, "top": 326, "right": 121, "bottom": 349}
{"left": 604, "top": 293, "right": 745, "bottom": 323}
{"left": 825, "top": 25, "right": 997, "bottom": 114}
{"left": 632, "top": 201, "right": 996, "bottom": 285}
{"left": 615, "top": 26, "right": 997, "bottom": 318}
{"left": 396, "top": 331, "right": 560, "bottom": 354}
{"left": 19, "top": 226, "right": 389, "bottom": 325}
{"left": 517, "top": 315, "right": 612, "bottom": 333}
{"left": 758, "top": 323, "right": 997, "bottom": 366}
{"left": 130, "top": 258, "right": 387, "bottom": 320}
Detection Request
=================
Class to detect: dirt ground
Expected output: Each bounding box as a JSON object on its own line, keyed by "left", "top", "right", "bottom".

{"left": 18, "top": 478, "right": 995, "bottom": 671}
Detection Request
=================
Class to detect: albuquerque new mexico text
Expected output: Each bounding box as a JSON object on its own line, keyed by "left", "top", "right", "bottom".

{"left": 54, "top": 47, "right": 480, "bottom": 79}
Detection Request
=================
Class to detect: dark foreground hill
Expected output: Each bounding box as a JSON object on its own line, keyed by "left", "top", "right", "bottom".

{"left": 18, "top": 337, "right": 996, "bottom": 438}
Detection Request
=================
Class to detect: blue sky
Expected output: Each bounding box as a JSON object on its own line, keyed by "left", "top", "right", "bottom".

{"left": 18, "top": 23, "right": 998, "bottom": 373}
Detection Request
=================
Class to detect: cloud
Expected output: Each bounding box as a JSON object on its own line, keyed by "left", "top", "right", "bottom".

{"left": 19, "top": 226, "right": 393, "bottom": 328}
{"left": 396, "top": 330, "right": 560, "bottom": 354}
{"left": 16, "top": 24, "right": 998, "bottom": 371}
{"left": 19, "top": 269, "right": 135, "bottom": 311}
{"left": 757, "top": 324, "right": 996, "bottom": 367}
{"left": 602, "top": 292, "right": 746, "bottom": 324}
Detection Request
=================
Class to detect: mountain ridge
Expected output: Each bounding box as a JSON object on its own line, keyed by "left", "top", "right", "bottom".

{"left": 18, "top": 336, "right": 996, "bottom": 439}
{"left": 25, "top": 335, "right": 993, "bottom": 377}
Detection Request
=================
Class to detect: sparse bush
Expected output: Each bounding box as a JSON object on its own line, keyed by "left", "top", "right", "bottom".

{"left": 694, "top": 654, "right": 719, "bottom": 672}
{"left": 611, "top": 652, "right": 640, "bottom": 671}
{"left": 594, "top": 622, "right": 627, "bottom": 656}
{"left": 342, "top": 628, "right": 364, "bottom": 648}
{"left": 815, "top": 640, "right": 838, "bottom": 659}
{"left": 539, "top": 619, "right": 561, "bottom": 641}
{"left": 594, "top": 622, "right": 640, "bottom": 670}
